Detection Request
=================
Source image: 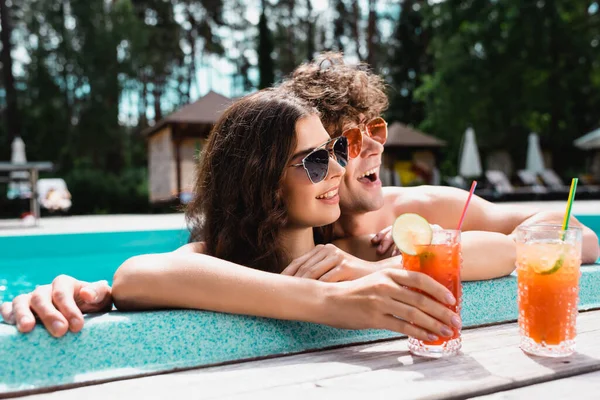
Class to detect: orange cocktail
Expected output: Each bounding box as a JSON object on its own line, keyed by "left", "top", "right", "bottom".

{"left": 516, "top": 225, "right": 582, "bottom": 357}
{"left": 402, "top": 229, "right": 462, "bottom": 357}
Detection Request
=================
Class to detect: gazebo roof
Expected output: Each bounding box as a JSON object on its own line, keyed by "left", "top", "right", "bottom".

{"left": 385, "top": 122, "right": 446, "bottom": 148}
{"left": 144, "top": 91, "right": 233, "bottom": 137}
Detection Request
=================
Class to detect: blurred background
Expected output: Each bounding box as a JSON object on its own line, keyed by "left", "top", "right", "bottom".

{"left": 1, "top": 0, "right": 599, "bottom": 216}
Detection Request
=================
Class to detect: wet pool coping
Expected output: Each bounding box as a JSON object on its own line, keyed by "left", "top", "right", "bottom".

{"left": 2, "top": 264, "right": 600, "bottom": 398}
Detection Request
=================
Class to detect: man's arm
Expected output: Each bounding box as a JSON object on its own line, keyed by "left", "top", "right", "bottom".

{"left": 388, "top": 186, "right": 539, "bottom": 234}
{"left": 341, "top": 231, "right": 516, "bottom": 281}
{"left": 390, "top": 186, "right": 599, "bottom": 264}
{"left": 460, "top": 231, "right": 516, "bottom": 280}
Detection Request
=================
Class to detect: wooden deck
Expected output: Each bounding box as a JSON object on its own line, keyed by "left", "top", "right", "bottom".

{"left": 20, "top": 309, "right": 600, "bottom": 400}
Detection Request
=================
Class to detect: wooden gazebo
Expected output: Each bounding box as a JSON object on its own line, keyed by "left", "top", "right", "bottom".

{"left": 385, "top": 122, "right": 447, "bottom": 149}
{"left": 145, "top": 91, "right": 233, "bottom": 203}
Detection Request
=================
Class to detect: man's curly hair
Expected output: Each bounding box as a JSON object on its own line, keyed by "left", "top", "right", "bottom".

{"left": 279, "top": 52, "right": 388, "bottom": 137}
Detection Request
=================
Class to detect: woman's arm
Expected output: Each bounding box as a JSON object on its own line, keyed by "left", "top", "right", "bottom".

{"left": 113, "top": 252, "right": 328, "bottom": 323}
{"left": 112, "top": 251, "right": 462, "bottom": 341}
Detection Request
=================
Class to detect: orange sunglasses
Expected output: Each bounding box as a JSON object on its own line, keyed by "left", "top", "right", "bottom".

{"left": 341, "top": 117, "right": 388, "bottom": 159}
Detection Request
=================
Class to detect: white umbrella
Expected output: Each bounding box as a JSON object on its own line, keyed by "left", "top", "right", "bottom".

{"left": 574, "top": 128, "right": 600, "bottom": 150}
{"left": 526, "top": 132, "right": 545, "bottom": 173}
{"left": 458, "top": 127, "right": 482, "bottom": 178}
{"left": 8, "top": 137, "right": 32, "bottom": 199}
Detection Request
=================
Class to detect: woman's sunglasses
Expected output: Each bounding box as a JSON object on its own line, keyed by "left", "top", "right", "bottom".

{"left": 341, "top": 117, "right": 388, "bottom": 159}
{"left": 290, "top": 136, "right": 348, "bottom": 184}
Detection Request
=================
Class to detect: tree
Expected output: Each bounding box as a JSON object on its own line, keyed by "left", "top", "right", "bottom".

{"left": 332, "top": 0, "right": 347, "bottom": 52}
{"left": 0, "top": 0, "right": 20, "bottom": 142}
{"left": 177, "top": 0, "right": 225, "bottom": 103}
{"left": 416, "top": 0, "right": 600, "bottom": 176}
{"left": 387, "top": 0, "right": 430, "bottom": 126}
{"left": 366, "top": 0, "right": 378, "bottom": 69}
{"left": 258, "top": 0, "right": 275, "bottom": 89}
{"left": 306, "top": 0, "right": 315, "bottom": 61}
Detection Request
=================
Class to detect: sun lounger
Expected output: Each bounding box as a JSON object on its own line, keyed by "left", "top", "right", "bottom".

{"left": 539, "top": 169, "right": 600, "bottom": 198}
{"left": 516, "top": 170, "right": 548, "bottom": 195}
{"left": 485, "top": 170, "right": 543, "bottom": 201}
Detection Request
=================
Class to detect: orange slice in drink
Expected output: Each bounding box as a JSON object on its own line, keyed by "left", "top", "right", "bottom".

{"left": 391, "top": 213, "right": 433, "bottom": 256}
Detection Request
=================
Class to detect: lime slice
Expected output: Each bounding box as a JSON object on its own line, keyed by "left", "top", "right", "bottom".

{"left": 392, "top": 213, "right": 433, "bottom": 256}
{"left": 532, "top": 255, "right": 564, "bottom": 275}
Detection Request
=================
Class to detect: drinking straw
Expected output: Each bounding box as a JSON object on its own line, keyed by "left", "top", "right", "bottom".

{"left": 561, "top": 178, "right": 578, "bottom": 234}
{"left": 457, "top": 180, "right": 477, "bottom": 230}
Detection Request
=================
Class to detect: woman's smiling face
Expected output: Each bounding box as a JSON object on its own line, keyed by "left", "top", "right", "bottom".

{"left": 281, "top": 114, "right": 346, "bottom": 229}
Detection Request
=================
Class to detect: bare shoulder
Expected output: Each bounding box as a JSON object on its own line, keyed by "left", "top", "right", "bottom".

{"left": 382, "top": 185, "right": 538, "bottom": 232}
{"left": 333, "top": 235, "right": 382, "bottom": 262}
{"left": 173, "top": 242, "right": 207, "bottom": 254}
{"left": 382, "top": 185, "right": 456, "bottom": 214}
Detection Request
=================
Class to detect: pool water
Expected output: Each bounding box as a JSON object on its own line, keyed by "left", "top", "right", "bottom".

{"left": 0, "top": 229, "right": 189, "bottom": 303}
{"left": 1, "top": 215, "right": 599, "bottom": 304}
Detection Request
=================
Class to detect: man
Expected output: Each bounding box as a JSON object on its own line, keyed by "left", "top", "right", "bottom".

{"left": 278, "top": 53, "right": 598, "bottom": 277}
{"left": 3, "top": 53, "right": 598, "bottom": 337}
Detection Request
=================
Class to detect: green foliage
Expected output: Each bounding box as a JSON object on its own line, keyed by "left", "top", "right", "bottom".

{"left": 64, "top": 166, "right": 149, "bottom": 215}
{"left": 387, "top": 0, "right": 430, "bottom": 126}
{"left": 416, "top": 0, "right": 600, "bottom": 174}
{"left": 1, "top": 0, "right": 599, "bottom": 216}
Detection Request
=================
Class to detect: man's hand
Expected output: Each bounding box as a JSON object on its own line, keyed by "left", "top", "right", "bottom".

{"left": 323, "top": 268, "right": 461, "bottom": 342}
{"left": 1, "top": 275, "right": 112, "bottom": 338}
{"left": 281, "top": 244, "right": 379, "bottom": 282}
{"left": 371, "top": 226, "right": 399, "bottom": 256}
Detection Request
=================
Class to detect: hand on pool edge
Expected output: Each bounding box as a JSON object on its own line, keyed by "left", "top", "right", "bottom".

{"left": 0, "top": 276, "right": 113, "bottom": 338}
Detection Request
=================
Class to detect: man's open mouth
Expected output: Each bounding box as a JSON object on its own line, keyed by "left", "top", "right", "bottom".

{"left": 357, "top": 167, "right": 379, "bottom": 183}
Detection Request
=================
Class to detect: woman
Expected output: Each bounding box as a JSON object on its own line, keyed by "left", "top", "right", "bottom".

{"left": 110, "top": 89, "right": 460, "bottom": 342}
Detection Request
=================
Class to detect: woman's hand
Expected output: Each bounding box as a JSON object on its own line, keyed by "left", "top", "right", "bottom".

{"left": 281, "top": 244, "right": 378, "bottom": 282}
{"left": 1, "top": 276, "right": 112, "bottom": 338}
{"left": 320, "top": 268, "right": 461, "bottom": 342}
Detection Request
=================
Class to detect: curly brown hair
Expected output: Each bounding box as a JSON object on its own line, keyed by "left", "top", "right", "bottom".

{"left": 186, "top": 89, "right": 318, "bottom": 273}
{"left": 279, "top": 52, "right": 388, "bottom": 137}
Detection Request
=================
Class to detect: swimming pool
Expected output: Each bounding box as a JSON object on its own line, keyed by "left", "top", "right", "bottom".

{"left": 0, "top": 229, "right": 189, "bottom": 303}
{"left": 1, "top": 215, "right": 600, "bottom": 397}
{"left": 1, "top": 215, "right": 599, "bottom": 302}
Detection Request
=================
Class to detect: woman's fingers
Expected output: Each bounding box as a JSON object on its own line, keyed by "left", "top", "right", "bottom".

{"left": 11, "top": 294, "right": 37, "bottom": 333}
{"left": 281, "top": 245, "right": 324, "bottom": 276}
{"left": 378, "top": 315, "right": 439, "bottom": 342}
{"left": 392, "top": 286, "right": 461, "bottom": 331}
{"left": 28, "top": 286, "right": 69, "bottom": 337}
{"left": 318, "top": 265, "right": 347, "bottom": 282}
{"left": 51, "top": 276, "right": 85, "bottom": 332}
{"left": 383, "top": 297, "right": 457, "bottom": 339}
{"left": 298, "top": 256, "right": 341, "bottom": 280}
{"left": 1, "top": 302, "right": 15, "bottom": 324}
{"left": 385, "top": 269, "right": 456, "bottom": 305}
{"left": 294, "top": 246, "right": 336, "bottom": 278}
